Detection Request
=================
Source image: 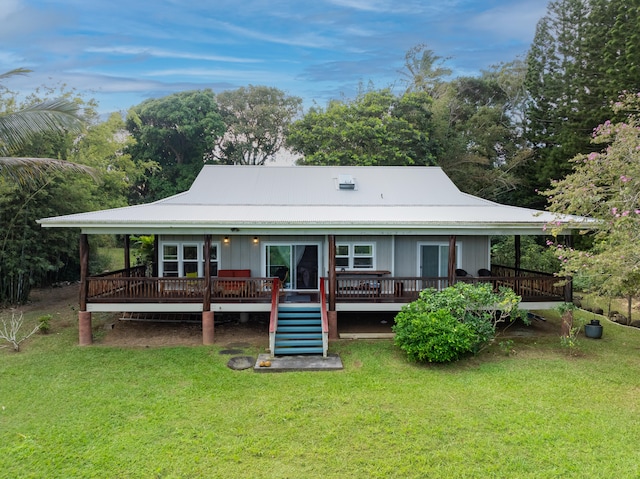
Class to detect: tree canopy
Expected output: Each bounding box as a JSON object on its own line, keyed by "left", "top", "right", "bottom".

{"left": 210, "top": 85, "right": 302, "bottom": 165}
{"left": 126, "top": 90, "right": 224, "bottom": 202}
{"left": 544, "top": 92, "right": 640, "bottom": 299}
{"left": 287, "top": 89, "right": 437, "bottom": 167}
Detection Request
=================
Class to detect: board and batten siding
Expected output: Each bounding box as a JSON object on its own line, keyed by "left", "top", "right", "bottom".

{"left": 394, "top": 236, "right": 490, "bottom": 277}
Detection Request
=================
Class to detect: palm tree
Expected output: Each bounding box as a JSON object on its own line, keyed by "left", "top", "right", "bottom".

{"left": 0, "top": 68, "right": 92, "bottom": 185}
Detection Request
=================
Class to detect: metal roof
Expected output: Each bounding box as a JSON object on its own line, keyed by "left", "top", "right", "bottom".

{"left": 38, "top": 165, "right": 583, "bottom": 235}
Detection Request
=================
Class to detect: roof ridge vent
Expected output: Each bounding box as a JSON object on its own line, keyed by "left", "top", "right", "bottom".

{"left": 338, "top": 174, "right": 356, "bottom": 190}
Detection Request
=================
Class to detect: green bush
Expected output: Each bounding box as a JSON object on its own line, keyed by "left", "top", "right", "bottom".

{"left": 393, "top": 308, "right": 475, "bottom": 362}
{"left": 393, "top": 282, "right": 522, "bottom": 363}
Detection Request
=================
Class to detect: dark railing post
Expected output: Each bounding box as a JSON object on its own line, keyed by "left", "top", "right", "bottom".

{"left": 203, "top": 235, "right": 211, "bottom": 311}
{"left": 328, "top": 235, "right": 336, "bottom": 311}
{"left": 124, "top": 235, "right": 131, "bottom": 275}
{"left": 448, "top": 235, "right": 457, "bottom": 287}
{"left": 79, "top": 234, "right": 89, "bottom": 311}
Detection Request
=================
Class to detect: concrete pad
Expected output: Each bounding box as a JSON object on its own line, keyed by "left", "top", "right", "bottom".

{"left": 254, "top": 353, "right": 343, "bottom": 372}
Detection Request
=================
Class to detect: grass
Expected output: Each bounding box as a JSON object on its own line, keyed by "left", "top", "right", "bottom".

{"left": 2, "top": 307, "right": 640, "bottom": 478}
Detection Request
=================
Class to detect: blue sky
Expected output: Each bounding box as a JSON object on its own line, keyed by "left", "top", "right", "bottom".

{"left": 1, "top": 0, "right": 549, "bottom": 115}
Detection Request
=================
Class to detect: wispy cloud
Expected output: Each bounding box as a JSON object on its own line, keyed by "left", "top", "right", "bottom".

{"left": 85, "top": 46, "right": 262, "bottom": 64}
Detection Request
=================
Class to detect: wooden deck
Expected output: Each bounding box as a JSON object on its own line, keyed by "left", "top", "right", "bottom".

{"left": 85, "top": 267, "right": 569, "bottom": 305}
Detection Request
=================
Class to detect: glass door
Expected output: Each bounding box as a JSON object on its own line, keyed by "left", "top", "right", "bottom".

{"left": 265, "top": 244, "right": 319, "bottom": 290}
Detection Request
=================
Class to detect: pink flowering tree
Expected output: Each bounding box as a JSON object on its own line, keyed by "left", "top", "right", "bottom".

{"left": 543, "top": 92, "right": 640, "bottom": 313}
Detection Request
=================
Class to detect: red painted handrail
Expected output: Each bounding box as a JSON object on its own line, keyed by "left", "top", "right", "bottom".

{"left": 320, "top": 277, "right": 329, "bottom": 334}
{"left": 268, "top": 278, "right": 280, "bottom": 334}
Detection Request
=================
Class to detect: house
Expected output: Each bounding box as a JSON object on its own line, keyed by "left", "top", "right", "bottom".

{"left": 38, "top": 165, "right": 580, "bottom": 353}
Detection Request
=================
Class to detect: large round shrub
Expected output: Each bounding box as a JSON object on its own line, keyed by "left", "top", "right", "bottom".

{"left": 393, "top": 307, "right": 476, "bottom": 362}
{"left": 393, "top": 282, "right": 522, "bottom": 363}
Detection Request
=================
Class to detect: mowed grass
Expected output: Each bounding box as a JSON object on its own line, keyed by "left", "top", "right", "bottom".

{"left": 2, "top": 308, "right": 640, "bottom": 478}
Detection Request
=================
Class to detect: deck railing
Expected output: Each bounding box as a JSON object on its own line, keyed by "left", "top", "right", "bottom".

{"left": 86, "top": 270, "right": 568, "bottom": 304}
{"left": 86, "top": 276, "right": 276, "bottom": 303}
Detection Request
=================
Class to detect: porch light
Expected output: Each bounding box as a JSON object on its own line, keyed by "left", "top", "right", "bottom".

{"left": 253, "top": 236, "right": 259, "bottom": 244}
{"left": 223, "top": 236, "right": 230, "bottom": 244}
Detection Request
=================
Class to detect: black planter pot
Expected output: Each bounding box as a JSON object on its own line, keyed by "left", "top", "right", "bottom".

{"left": 584, "top": 320, "right": 603, "bottom": 339}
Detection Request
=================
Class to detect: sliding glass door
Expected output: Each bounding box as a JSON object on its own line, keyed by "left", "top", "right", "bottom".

{"left": 265, "top": 244, "right": 319, "bottom": 290}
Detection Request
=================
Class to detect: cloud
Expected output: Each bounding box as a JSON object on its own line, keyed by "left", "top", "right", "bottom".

{"left": 466, "top": 1, "right": 546, "bottom": 42}
{"left": 85, "top": 46, "right": 263, "bottom": 64}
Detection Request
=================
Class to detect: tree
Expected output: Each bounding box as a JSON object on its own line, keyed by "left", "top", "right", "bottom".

{"left": 126, "top": 90, "right": 224, "bottom": 202}
{"left": 430, "top": 62, "right": 531, "bottom": 200}
{"left": 0, "top": 68, "right": 87, "bottom": 185}
{"left": 210, "top": 85, "right": 302, "bottom": 165}
{"left": 544, "top": 92, "right": 640, "bottom": 307}
{"left": 398, "top": 44, "right": 452, "bottom": 98}
{"left": 287, "top": 89, "right": 437, "bottom": 166}
{"left": 521, "top": 0, "right": 640, "bottom": 208}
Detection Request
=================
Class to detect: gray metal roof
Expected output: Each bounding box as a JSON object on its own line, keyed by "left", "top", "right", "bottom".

{"left": 38, "top": 165, "right": 582, "bottom": 235}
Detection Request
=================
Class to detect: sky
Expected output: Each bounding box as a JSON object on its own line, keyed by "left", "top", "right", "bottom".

{"left": 1, "top": 0, "right": 549, "bottom": 115}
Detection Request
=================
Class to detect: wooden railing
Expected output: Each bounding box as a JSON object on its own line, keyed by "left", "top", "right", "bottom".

{"left": 86, "top": 271, "right": 567, "bottom": 304}
{"left": 87, "top": 276, "right": 276, "bottom": 303}
{"left": 335, "top": 274, "right": 567, "bottom": 302}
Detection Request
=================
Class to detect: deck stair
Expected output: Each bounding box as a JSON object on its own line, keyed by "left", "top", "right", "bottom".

{"left": 273, "top": 305, "right": 324, "bottom": 356}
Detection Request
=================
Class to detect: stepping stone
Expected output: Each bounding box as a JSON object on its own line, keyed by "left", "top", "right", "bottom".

{"left": 219, "top": 349, "right": 243, "bottom": 355}
{"left": 227, "top": 356, "right": 255, "bottom": 370}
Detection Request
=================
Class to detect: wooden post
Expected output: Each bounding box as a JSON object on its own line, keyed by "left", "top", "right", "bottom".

{"left": 203, "top": 235, "right": 211, "bottom": 312}
{"left": 328, "top": 235, "right": 336, "bottom": 311}
{"left": 124, "top": 235, "right": 131, "bottom": 274}
{"left": 448, "top": 235, "right": 457, "bottom": 287}
{"left": 202, "top": 235, "right": 214, "bottom": 344}
{"left": 514, "top": 235, "right": 521, "bottom": 275}
{"left": 153, "top": 235, "right": 159, "bottom": 277}
{"left": 78, "top": 234, "right": 92, "bottom": 345}
{"left": 79, "top": 234, "right": 89, "bottom": 312}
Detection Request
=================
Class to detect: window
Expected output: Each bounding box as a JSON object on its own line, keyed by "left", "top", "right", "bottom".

{"left": 335, "top": 243, "right": 374, "bottom": 270}
{"left": 160, "top": 240, "right": 220, "bottom": 277}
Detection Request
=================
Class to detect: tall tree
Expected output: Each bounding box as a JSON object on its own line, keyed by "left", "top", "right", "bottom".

{"left": 126, "top": 90, "right": 224, "bottom": 202}
{"left": 521, "top": 0, "right": 640, "bottom": 208}
{"left": 399, "top": 44, "right": 452, "bottom": 99}
{"left": 430, "top": 61, "right": 531, "bottom": 200}
{"left": 287, "top": 89, "right": 437, "bottom": 166}
{"left": 210, "top": 85, "right": 302, "bottom": 165}
{"left": 544, "top": 91, "right": 640, "bottom": 307}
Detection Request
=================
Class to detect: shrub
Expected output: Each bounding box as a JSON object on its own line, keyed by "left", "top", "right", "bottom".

{"left": 393, "top": 282, "right": 522, "bottom": 363}
{"left": 393, "top": 308, "right": 475, "bottom": 362}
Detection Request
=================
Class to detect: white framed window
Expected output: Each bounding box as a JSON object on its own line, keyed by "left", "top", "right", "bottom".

{"left": 335, "top": 242, "right": 375, "bottom": 270}
{"left": 159, "top": 240, "right": 220, "bottom": 277}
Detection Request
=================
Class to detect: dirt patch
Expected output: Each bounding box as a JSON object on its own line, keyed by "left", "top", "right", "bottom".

{"left": 99, "top": 314, "right": 269, "bottom": 348}
{"left": 9, "top": 285, "right": 563, "bottom": 348}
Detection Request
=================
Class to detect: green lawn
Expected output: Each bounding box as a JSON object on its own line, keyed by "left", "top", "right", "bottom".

{"left": 1, "top": 308, "right": 640, "bottom": 478}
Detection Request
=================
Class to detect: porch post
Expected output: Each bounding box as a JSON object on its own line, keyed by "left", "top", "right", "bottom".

{"left": 78, "top": 234, "right": 92, "bottom": 345}
{"left": 327, "top": 235, "right": 338, "bottom": 339}
{"left": 514, "top": 235, "right": 521, "bottom": 275}
{"left": 124, "top": 235, "right": 131, "bottom": 274}
{"left": 202, "top": 235, "right": 214, "bottom": 345}
{"left": 153, "top": 235, "right": 159, "bottom": 277}
{"left": 447, "top": 235, "right": 457, "bottom": 286}
{"left": 563, "top": 234, "right": 573, "bottom": 303}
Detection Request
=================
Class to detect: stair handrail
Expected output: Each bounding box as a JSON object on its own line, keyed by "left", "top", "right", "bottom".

{"left": 268, "top": 278, "right": 280, "bottom": 358}
{"left": 320, "top": 277, "right": 329, "bottom": 358}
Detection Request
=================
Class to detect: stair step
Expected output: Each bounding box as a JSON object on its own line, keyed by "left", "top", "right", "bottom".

{"left": 274, "top": 347, "right": 324, "bottom": 355}
{"left": 276, "top": 333, "right": 322, "bottom": 340}
{"left": 277, "top": 318, "right": 321, "bottom": 325}
{"left": 278, "top": 312, "right": 321, "bottom": 319}
{"left": 277, "top": 326, "right": 322, "bottom": 333}
{"left": 279, "top": 306, "right": 320, "bottom": 311}
{"left": 275, "top": 339, "right": 323, "bottom": 347}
